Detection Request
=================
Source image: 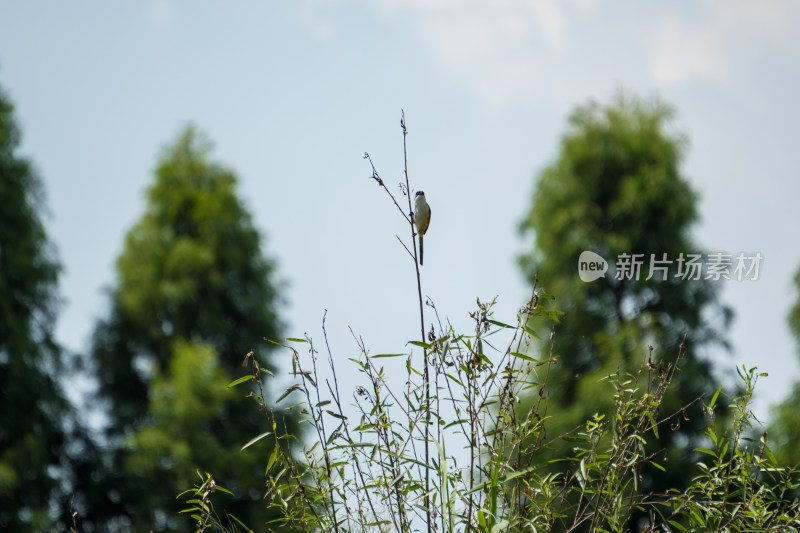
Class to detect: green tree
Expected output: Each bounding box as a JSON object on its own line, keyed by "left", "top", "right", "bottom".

{"left": 768, "top": 267, "right": 800, "bottom": 467}
{"left": 0, "top": 82, "right": 76, "bottom": 530}
{"left": 518, "top": 94, "right": 731, "bottom": 496}
{"left": 88, "top": 126, "right": 292, "bottom": 531}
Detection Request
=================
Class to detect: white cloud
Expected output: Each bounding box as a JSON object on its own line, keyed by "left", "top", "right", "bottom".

{"left": 297, "top": 0, "right": 799, "bottom": 107}
{"left": 375, "top": 0, "right": 572, "bottom": 50}
{"left": 296, "top": 0, "right": 347, "bottom": 39}
{"left": 365, "top": 0, "right": 595, "bottom": 104}
{"left": 291, "top": 0, "right": 607, "bottom": 107}
{"left": 650, "top": 19, "right": 724, "bottom": 86}
{"left": 571, "top": 0, "right": 599, "bottom": 14}
{"left": 146, "top": 1, "right": 175, "bottom": 25}
{"left": 649, "top": 0, "right": 800, "bottom": 87}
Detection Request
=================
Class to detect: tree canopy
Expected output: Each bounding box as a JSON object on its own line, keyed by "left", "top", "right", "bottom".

{"left": 768, "top": 267, "right": 800, "bottom": 468}
{"left": 518, "top": 93, "right": 732, "bottom": 495}
{"left": 0, "top": 83, "right": 75, "bottom": 531}
{"left": 87, "top": 126, "right": 292, "bottom": 531}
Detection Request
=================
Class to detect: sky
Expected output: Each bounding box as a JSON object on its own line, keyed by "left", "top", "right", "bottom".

{"left": 1, "top": 0, "right": 799, "bottom": 422}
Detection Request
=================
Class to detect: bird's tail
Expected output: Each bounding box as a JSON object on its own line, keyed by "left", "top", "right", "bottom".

{"left": 419, "top": 233, "right": 424, "bottom": 265}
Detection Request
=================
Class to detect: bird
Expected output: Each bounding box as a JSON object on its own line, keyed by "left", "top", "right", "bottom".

{"left": 414, "top": 191, "right": 431, "bottom": 265}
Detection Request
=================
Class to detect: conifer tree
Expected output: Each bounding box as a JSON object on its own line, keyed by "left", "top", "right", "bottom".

{"left": 0, "top": 82, "right": 76, "bottom": 531}
{"left": 89, "top": 126, "right": 292, "bottom": 530}
{"left": 518, "top": 93, "right": 732, "bottom": 495}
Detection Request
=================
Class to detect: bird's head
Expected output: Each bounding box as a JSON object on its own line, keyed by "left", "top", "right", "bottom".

{"left": 415, "top": 191, "right": 425, "bottom": 198}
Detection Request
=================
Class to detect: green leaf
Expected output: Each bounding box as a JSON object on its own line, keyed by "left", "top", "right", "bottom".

{"left": 709, "top": 386, "right": 722, "bottom": 410}
{"left": 276, "top": 384, "right": 302, "bottom": 403}
{"left": 241, "top": 431, "right": 272, "bottom": 450}
{"left": 646, "top": 411, "right": 659, "bottom": 439}
{"left": 227, "top": 375, "right": 253, "bottom": 388}
{"left": 694, "top": 447, "right": 717, "bottom": 458}
{"left": 510, "top": 351, "right": 537, "bottom": 362}
{"left": 228, "top": 513, "right": 253, "bottom": 532}
{"left": 490, "top": 521, "right": 509, "bottom": 533}
{"left": 668, "top": 519, "right": 688, "bottom": 531}
{"left": 266, "top": 446, "right": 279, "bottom": 473}
{"left": 522, "top": 326, "right": 542, "bottom": 339}
{"left": 488, "top": 320, "right": 515, "bottom": 329}
{"left": 477, "top": 509, "right": 488, "bottom": 532}
{"left": 444, "top": 419, "right": 470, "bottom": 430}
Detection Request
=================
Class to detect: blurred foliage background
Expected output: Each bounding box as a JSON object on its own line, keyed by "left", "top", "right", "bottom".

{"left": 1, "top": 75, "right": 799, "bottom": 531}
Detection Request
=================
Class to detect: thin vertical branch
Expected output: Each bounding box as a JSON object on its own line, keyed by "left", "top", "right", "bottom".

{"left": 321, "top": 311, "right": 381, "bottom": 528}
{"left": 400, "top": 110, "right": 432, "bottom": 533}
